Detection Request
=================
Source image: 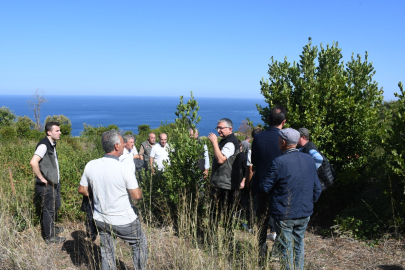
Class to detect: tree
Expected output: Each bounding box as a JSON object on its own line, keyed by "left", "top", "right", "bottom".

{"left": 138, "top": 124, "right": 151, "bottom": 134}
{"left": 257, "top": 38, "right": 384, "bottom": 175}
{"left": 45, "top": 114, "right": 72, "bottom": 136}
{"left": 0, "top": 106, "right": 16, "bottom": 128}
{"left": 27, "top": 89, "right": 47, "bottom": 131}
{"left": 238, "top": 119, "right": 253, "bottom": 137}
{"left": 15, "top": 116, "right": 35, "bottom": 138}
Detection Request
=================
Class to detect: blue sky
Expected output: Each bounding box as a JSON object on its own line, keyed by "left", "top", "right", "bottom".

{"left": 0, "top": 0, "right": 403, "bottom": 100}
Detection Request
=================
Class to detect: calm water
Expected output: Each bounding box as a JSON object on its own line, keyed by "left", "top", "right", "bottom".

{"left": 0, "top": 95, "right": 267, "bottom": 137}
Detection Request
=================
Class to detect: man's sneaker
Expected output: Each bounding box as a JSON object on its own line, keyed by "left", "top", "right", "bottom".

{"left": 45, "top": 235, "right": 66, "bottom": 244}
{"left": 55, "top": 226, "right": 64, "bottom": 235}
{"left": 267, "top": 232, "right": 277, "bottom": 241}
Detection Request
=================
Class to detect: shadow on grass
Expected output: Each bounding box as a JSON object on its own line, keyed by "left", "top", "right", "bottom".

{"left": 61, "top": 230, "right": 126, "bottom": 270}
{"left": 378, "top": 266, "right": 404, "bottom": 270}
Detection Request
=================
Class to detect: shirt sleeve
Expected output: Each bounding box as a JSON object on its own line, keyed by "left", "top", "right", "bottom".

{"left": 123, "top": 165, "right": 139, "bottom": 190}
{"left": 247, "top": 149, "right": 252, "bottom": 166}
{"left": 204, "top": 144, "right": 210, "bottom": 169}
{"left": 261, "top": 160, "right": 278, "bottom": 193}
{"left": 309, "top": 149, "right": 323, "bottom": 169}
{"left": 132, "top": 147, "right": 139, "bottom": 155}
{"left": 149, "top": 146, "right": 156, "bottom": 159}
{"left": 79, "top": 165, "right": 89, "bottom": 187}
{"left": 34, "top": 144, "right": 47, "bottom": 158}
{"left": 221, "top": 142, "right": 235, "bottom": 159}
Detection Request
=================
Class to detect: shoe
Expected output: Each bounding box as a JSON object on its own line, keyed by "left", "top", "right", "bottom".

{"left": 55, "top": 226, "right": 64, "bottom": 235}
{"left": 267, "top": 232, "right": 277, "bottom": 241}
{"left": 45, "top": 235, "right": 66, "bottom": 244}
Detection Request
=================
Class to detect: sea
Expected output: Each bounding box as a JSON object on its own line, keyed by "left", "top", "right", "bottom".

{"left": 0, "top": 95, "right": 267, "bottom": 137}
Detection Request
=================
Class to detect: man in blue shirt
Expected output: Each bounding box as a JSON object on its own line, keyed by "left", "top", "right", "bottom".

{"left": 297, "top": 128, "right": 323, "bottom": 169}
{"left": 261, "top": 128, "right": 322, "bottom": 270}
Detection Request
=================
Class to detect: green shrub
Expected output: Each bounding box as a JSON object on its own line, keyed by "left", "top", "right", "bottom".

{"left": 0, "top": 106, "right": 16, "bottom": 128}
{"left": 0, "top": 126, "right": 17, "bottom": 140}
{"left": 15, "top": 116, "right": 35, "bottom": 138}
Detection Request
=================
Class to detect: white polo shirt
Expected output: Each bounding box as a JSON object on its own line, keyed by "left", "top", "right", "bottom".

{"left": 119, "top": 147, "right": 139, "bottom": 173}
{"left": 150, "top": 143, "right": 171, "bottom": 171}
{"left": 80, "top": 155, "right": 139, "bottom": 226}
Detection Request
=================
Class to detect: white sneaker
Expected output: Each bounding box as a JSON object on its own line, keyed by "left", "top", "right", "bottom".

{"left": 267, "top": 232, "right": 277, "bottom": 241}
{"left": 242, "top": 223, "right": 253, "bottom": 233}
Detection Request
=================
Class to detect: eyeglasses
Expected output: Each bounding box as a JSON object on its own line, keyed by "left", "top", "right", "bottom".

{"left": 216, "top": 126, "right": 230, "bottom": 131}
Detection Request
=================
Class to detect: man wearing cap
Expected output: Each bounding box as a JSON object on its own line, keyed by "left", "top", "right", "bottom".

{"left": 251, "top": 105, "right": 287, "bottom": 253}
{"left": 297, "top": 128, "right": 323, "bottom": 169}
{"left": 261, "top": 128, "right": 322, "bottom": 270}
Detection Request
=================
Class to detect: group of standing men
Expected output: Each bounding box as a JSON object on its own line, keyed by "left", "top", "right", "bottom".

{"left": 30, "top": 105, "right": 323, "bottom": 270}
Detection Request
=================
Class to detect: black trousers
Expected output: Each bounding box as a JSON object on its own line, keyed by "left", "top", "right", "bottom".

{"left": 35, "top": 182, "right": 61, "bottom": 239}
{"left": 210, "top": 187, "right": 239, "bottom": 236}
{"left": 256, "top": 192, "right": 271, "bottom": 249}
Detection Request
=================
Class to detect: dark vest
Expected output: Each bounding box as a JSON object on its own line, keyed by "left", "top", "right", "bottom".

{"left": 36, "top": 137, "right": 59, "bottom": 184}
{"left": 197, "top": 140, "right": 206, "bottom": 171}
{"left": 141, "top": 140, "right": 157, "bottom": 161}
{"left": 211, "top": 133, "right": 239, "bottom": 190}
{"left": 300, "top": 141, "right": 319, "bottom": 154}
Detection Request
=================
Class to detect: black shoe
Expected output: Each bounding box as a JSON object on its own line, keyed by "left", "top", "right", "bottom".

{"left": 55, "top": 226, "right": 64, "bottom": 235}
{"left": 45, "top": 235, "right": 66, "bottom": 244}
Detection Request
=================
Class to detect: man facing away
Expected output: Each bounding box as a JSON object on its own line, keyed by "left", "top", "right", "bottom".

{"left": 78, "top": 130, "right": 147, "bottom": 270}
{"left": 189, "top": 128, "right": 210, "bottom": 178}
{"left": 30, "top": 121, "right": 66, "bottom": 244}
{"left": 149, "top": 133, "right": 171, "bottom": 174}
{"left": 261, "top": 128, "right": 322, "bottom": 269}
{"left": 241, "top": 135, "right": 251, "bottom": 153}
{"left": 138, "top": 132, "right": 157, "bottom": 168}
{"left": 251, "top": 105, "right": 287, "bottom": 252}
{"left": 119, "top": 134, "right": 142, "bottom": 173}
{"left": 208, "top": 118, "right": 239, "bottom": 228}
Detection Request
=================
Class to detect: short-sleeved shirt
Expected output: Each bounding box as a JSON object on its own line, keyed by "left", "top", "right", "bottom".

{"left": 221, "top": 142, "right": 235, "bottom": 159}
{"left": 34, "top": 138, "right": 60, "bottom": 183}
{"left": 119, "top": 147, "right": 139, "bottom": 173}
{"left": 247, "top": 149, "right": 252, "bottom": 166}
{"left": 150, "top": 143, "right": 171, "bottom": 171}
{"left": 80, "top": 155, "right": 139, "bottom": 226}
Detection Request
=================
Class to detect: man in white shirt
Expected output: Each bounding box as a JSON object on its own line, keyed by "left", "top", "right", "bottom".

{"left": 78, "top": 130, "right": 147, "bottom": 270}
{"left": 149, "top": 133, "right": 171, "bottom": 174}
{"left": 119, "top": 134, "right": 141, "bottom": 173}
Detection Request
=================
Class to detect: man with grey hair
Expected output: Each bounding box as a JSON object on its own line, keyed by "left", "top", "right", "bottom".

{"left": 261, "top": 128, "right": 322, "bottom": 269}
{"left": 149, "top": 133, "right": 171, "bottom": 174}
{"left": 208, "top": 118, "right": 239, "bottom": 231}
{"left": 119, "top": 134, "right": 142, "bottom": 173}
{"left": 78, "top": 130, "right": 147, "bottom": 270}
{"left": 241, "top": 135, "right": 251, "bottom": 153}
{"left": 189, "top": 128, "right": 210, "bottom": 178}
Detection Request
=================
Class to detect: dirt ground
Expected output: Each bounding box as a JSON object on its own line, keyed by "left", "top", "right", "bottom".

{"left": 2, "top": 222, "right": 404, "bottom": 270}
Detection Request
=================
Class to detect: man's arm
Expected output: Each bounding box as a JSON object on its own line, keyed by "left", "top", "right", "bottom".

{"left": 260, "top": 161, "right": 278, "bottom": 193}
{"left": 78, "top": 185, "right": 89, "bottom": 196}
{"left": 203, "top": 144, "right": 210, "bottom": 178}
{"left": 138, "top": 144, "right": 145, "bottom": 160}
{"left": 313, "top": 173, "right": 322, "bottom": 202}
{"left": 128, "top": 188, "right": 142, "bottom": 200}
{"left": 30, "top": 155, "right": 47, "bottom": 185}
{"left": 149, "top": 157, "right": 155, "bottom": 174}
{"left": 208, "top": 133, "right": 228, "bottom": 164}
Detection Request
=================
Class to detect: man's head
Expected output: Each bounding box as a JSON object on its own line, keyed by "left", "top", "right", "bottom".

{"left": 45, "top": 122, "right": 61, "bottom": 141}
{"left": 101, "top": 130, "right": 124, "bottom": 156}
{"left": 245, "top": 135, "right": 252, "bottom": 142}
{"left": 252, "top": 128, "right": 262, "bottom": 139}
{"left": 216, "top": 118, "right": 233, "bottom": 138}
{"left": 269, "top": 105, "right": 287, "bottom": 128}
{"left": 159, "top": 133, "right": 168, "bottom": 147}
{"left": 123, "top": 134, "right": 135, "bottom": 151}
{"left": 278, "top": 128, "right": 300, "bottom": 152}
{"left": 297, "top": 127, "right": 310, "bottom": 147}
{"left": 148, "top": 133, "right": 156, "bottom": 144}
{"left": 189, "top": 128, "right": 198, "bottom": 139}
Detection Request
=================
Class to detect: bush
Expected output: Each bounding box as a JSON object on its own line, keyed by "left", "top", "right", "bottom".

{"left": 0, "top": 107, "right": 16, "bottom": 129}
{"left": 15, "top": 116, "right": 35, "bottom": 138}
{"left": 80, "top": 124, "right": 118, "bottom": 137}
{"left": 0, "top": 126, "right": 17, "bottom": 140}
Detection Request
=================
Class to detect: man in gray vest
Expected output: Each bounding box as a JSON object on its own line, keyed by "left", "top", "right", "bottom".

{"left": 139, "top": 132, "right": 157, "bottom": 169}
{"left": 208, "top": 118, "right": 239, "bottom": 232}
{"left": 30, "top": 122, "right": 65, "bottom": 244}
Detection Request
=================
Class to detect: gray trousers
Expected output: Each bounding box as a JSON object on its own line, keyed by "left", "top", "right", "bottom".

{"left": 95, "top": 219, "right": 147, "bottom": 270}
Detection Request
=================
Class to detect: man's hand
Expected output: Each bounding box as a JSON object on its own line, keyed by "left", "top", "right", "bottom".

{"left": 30, "top": 155, "right": 47, "bottom": 186}
{"left": 203, "top": 169, "right": 208, "bottom": 179}
{"left": 208, "top": 133, "right": 218, "bottom": 144}
{"left": 240, "top": 178, "right": 246, "bottom": 189}
{"left": 78, "top": 185, "right": 89, "bottom": 196}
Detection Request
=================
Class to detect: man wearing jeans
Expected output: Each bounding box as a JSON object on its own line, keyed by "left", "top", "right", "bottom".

{"left": 78, "top": 130, "right": 147, "bottom": 270}
{"left": 30, "top": 121, "right": 65, "bottom": 244}
{"left": 261, "top": 128, "right": 322, "bottom": 269}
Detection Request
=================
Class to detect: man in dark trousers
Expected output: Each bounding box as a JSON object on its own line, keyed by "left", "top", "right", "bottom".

{"left": 30, "top": 122, "right": 66, "bottom": 244}
{"left": 251, "top": 105, "right": 287, "bottom": 254}
{"left": 261, "top": 128, "right": 322, "bottom": 269}
{"left": 208, "top": 118, "right": 240, "bottom": 234}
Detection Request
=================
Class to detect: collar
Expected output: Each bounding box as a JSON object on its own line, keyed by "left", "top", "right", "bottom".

{"left": 47, "top": 137, "right": 56, "bottom": 147}
{"left": 283, "top": 148, "right": 299, "bottom": 155}
{"left": 103, "top": 154, "right": 119, "bottom": 161}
